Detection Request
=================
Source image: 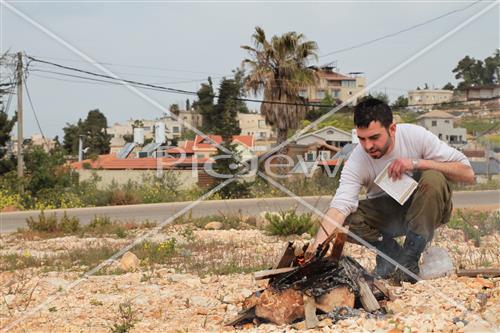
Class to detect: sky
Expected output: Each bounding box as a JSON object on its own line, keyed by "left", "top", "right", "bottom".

{"left": 1, "top": 1, "right": 499, "bottom": 138}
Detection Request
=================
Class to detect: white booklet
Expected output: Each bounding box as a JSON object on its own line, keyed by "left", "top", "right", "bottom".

{"left": 374, "top": 163, "right": 418, "bottom": 205}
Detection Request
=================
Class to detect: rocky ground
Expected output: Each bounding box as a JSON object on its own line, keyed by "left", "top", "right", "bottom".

{"left": 0, "top": 218, "right": 499, "bottom": 333}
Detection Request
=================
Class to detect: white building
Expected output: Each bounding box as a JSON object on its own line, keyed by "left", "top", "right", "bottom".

{"left": 294, "top": 126, "right": 353, "bottom": 148}
{"left": 416, "top": 110, "right": 467, "bottom": 147}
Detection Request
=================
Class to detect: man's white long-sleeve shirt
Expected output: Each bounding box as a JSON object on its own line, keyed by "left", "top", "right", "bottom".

{"left": 330, "top": 123, "right": 471, "bottom": 217}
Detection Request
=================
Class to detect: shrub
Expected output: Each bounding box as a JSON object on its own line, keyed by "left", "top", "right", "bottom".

{"left": 26, "top": 211, "right": 58, "bottom": 232}
{"left": 110, "top": 301, "right": 139, "bottom": 333}
{"left": 25, "top": 211, "right": 81, "bottom": 234}
{"left": 88, "top": 215, "right": 112, "bottom": 229}
{"left": 448, "top": 209, "right": 500, "bottom": 247}
{"left": 136, "top": 239, "right": 177, "bottom": 264}
{"left": 59, "top": 212, "right": 80, "bottom": 233}
{"left": 265, "top": 210, "right": 318, "bottom": 236}
{"left": 109, "top": 190, "right": 140, "bottom": 206}
{"left": 0, "top": 189, "right": 24, "bottom": 210}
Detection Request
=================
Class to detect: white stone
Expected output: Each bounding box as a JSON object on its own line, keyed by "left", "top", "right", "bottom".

{"left": 204, "top": 222, "right": 223, "bottom": 230}
{"left": 189, "top": 296, "right": 218, "bottom": 308}
{"left": 119, "top": 251, "right": 140, "bottom": 272}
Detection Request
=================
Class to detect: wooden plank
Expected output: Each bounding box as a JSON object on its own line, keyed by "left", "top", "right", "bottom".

{"left": 456, "top": 268, "right": 500, "bottom": 278}
{"left": 372, "top": 279, "right": 395, "bottom": 301}
{"left": 330, "top": 226, "right": 349, "bottom": 262}
{"left": 273, "top": 242, "right": 295, "bottom": 269}
{"left": 303, "top": 294, "right": 319, "bottom": 329}
{"left": 357, "top": 277, "right": 380, "bottom": 312}
{"left": 254, "top": 267, "right": 298, "bottom": 280}
{"left": 225, "top": 307, "right": 256, "bottom": 326}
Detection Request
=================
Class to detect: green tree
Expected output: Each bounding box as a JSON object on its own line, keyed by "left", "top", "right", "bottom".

{"left": 453, "top": 50, "right": 500, "bottom": 89}
{"left": 391, "top": 95, "right": 409, "bottom": 108}
{"left": 305, "top": 91, "right": 337, "bottom": 122}
{"left": 169, "top": 104, "right": 180, "bottom": 116}
{"left": 23, "top": 144, "right": 78, "bottom": 198}
{"left": 370, "top": 92, "right": 389, "bottom": 104}
{"left": 212, "top": 70, "right": 248, "bottom": 139}
{"left": 242, "top": 27, "right": 318, "bottom": 148}
{"left": 63, "top": 121, "right": 83, "bottom": 156}
{"left": 123, "top": 134, "right": 134, "bottom": 143}
{"left": 193, "top": 77, "right": 215, "bottom": 132}
{"left": 0, "top": 110, "right": 16, "bottom": 175}
{"left": 442, "top": 82, "right": 455, "bottom": 90}
{"left": 63, "top": 109, "right": 111, "bottom": 156}
{"left": 0, "top": 52, "right": 17, "bottom": 175}
{"left": 210, "top": 141, "right": 251, "bottom": 199}
{"left": 132, "top": 120, "right": 144, "bottom": 128}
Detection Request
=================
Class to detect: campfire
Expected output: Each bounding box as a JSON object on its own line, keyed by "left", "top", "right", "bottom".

{"left": 228, "top": 229, "right": 393, "bottom": 329}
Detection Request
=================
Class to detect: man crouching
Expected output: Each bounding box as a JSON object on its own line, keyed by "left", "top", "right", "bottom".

{"left": 306, "top": 98, "right": 475, "bottom": 283}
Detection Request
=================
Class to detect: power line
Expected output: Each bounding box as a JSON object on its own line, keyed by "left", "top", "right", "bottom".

{"left": 23, "top": 67, "right": 48, "bottom": 141}
{"left": 25, "top": 55, "right": 499, "bottom": 110}
{"left": 28, "top": 54, "right": 230, "bottom": 77}
{"left": 319, "top": 0, "right": 482, "bottom": 59}
{"left": 26, "top": 56, "right": 336, "bottom": 108}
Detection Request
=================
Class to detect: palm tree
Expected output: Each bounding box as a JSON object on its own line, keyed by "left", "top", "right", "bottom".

{"left": 241, "top": 27, "right": 318, "bottom": 150}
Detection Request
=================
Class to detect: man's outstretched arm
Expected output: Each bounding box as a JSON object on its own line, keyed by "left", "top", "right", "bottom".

{"left": 388, "top": 158, "right": 475, "bottom": 184}
{"left": 305, "top": 207, "right": 347, "bottom": 259}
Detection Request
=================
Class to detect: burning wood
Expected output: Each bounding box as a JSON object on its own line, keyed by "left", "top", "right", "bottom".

{"left": 228, "top": 230, "right": 390, "bottom": 328}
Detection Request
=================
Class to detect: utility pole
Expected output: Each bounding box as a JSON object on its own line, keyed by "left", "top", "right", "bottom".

{"left": 16, "top": 52, "right": 24, "bottom": 193}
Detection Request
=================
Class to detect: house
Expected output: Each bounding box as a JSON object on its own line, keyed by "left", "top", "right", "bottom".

{"left": 416, "top": 110, "right": 467, "bottom": 147}
{"left": 463, "top": 84, "right": 500, "bottom": 101}
{"left": 178, "top": 110, "right": 203, "bottom": 133}
{"left": 237, "top": 112, "right": 276, "bottom": 141}
{"left": 107, "top": 114, "right": 182, "bottom": 144}
{"left": 70, "top": 154, "right": 211, "bottom": 189}
{"left": 299, "top": 66, "right": 366, "bottom": 105}
{"left": 408, "top": 89, "right": 454, "bottom": 107}
{"left": 166, "top": 135, "right": 255, "bottom": 161}
{"left": 294, "top": 126, "right": 353, "bottom": 148}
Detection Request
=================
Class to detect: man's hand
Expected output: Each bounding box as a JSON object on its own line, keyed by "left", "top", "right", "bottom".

{"left": 305, "top": 207, "right": 346, "bottom": 260}
{"left": 387, "top": 158, "right": 414, "bottom": 181}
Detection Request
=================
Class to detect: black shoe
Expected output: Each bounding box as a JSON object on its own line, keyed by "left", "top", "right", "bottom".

{"left": 371, "top": 235, "right": 403, "bottom": 279}
{"left": 394, "top": 231, "right": 428, "bottom": 284}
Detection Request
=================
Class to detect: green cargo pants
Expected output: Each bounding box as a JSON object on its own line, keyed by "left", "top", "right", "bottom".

{"left": 345, "top": 170, "right": 453, "bottom": 243}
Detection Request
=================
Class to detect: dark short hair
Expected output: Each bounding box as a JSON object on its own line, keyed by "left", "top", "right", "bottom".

{"left": 353, "top": 97, "right": 393, "bottom": 128}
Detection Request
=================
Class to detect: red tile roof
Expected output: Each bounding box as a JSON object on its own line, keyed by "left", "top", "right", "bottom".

{"left": 71, "top": 155, "right": 212, "bottom": 170}
{"left": 232, "top": 135, "right": 254, "bottom": 148}
{"left": 318, "top": 70, "right": 353, "bottom": 81}
{"left": 317, "top": 160, "right": 339, "bottom": 166}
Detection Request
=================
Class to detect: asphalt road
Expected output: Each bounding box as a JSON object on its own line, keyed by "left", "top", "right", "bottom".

{"left": 1, "top": 190, "right": 498, "bottom": 233}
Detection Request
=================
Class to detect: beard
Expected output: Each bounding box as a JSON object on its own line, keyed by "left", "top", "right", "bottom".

{"left": 366, "top": 136, "right": 392, "bottom": 159}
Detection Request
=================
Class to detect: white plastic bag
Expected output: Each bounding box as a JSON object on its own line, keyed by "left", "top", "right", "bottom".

{"left": 419, "top": 246, "right": 454, "bottom": 280}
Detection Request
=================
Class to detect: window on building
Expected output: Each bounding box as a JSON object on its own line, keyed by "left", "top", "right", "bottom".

{"left": 431, "top": 121, "right": 437, "bottom": 127}
{"left": 444, "top": 120, "right": 450, "bottom": 124}
{"left": 298, "top": 90, "right": 308, "bottom": 98}
{"left": 341, "top": 80, "right": 355, "bottom": 87}
{"left": 332, "top": 90, "right": 340, "bottom": 97}
{"left": 258, "top": 120, "right": 266, "bottom": 128}
{"left": 316, "top": 90, "right": 326, "bottom": 99}
{"left": 173, "top": 126, "right": 179, "bottom": 133}
{"left": 259, "top": 132, "right": 266, "bottom": 138}
{"left": 438, "top": 134, "right": 442, "bottom": 139}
